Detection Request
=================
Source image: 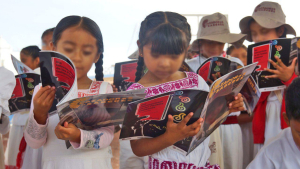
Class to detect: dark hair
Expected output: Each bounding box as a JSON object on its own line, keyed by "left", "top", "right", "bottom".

{"left": 135, "top": 11, "right": 191, "bottom": 82}
{"left": 226, "top": 45, "right": 247, "bottom": 55}
{"left": 52, "top": 16, "right": 104, "bottom": 81}
{"left": 21, "top": 46, "right": 41, "bottom": 59}
{"left": 285, "top": 77, "right": 300, "bottom": 121}
{"left": 41, "top": 27, "right": 55, "bottom": 40}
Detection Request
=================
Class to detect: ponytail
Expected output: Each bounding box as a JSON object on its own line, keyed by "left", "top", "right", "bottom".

{"left": 135, "top": 56, "right": 144, "bottom": 82}
{"left": 95, "top": 54, "right": 104, "bottom": 81}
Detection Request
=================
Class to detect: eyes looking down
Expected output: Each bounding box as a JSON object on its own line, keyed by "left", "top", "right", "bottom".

{"left": 52, "top": 26, "right": 100, "bottom": 80}
{"left": 141, "top": 43, "right": 185, "bottom": 79}
{"left": 199, "top": 40, "right": 225, "bottom": 58}
{"left": 249, "top": 20, "right": 285, "bottom": 43}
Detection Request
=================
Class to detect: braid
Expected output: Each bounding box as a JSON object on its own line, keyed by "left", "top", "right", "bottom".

{"left": 135, "top": 56, "right": 144, "bottom": 82}
{"left": 95, "top": 54, "right": 104, "bottom": 81}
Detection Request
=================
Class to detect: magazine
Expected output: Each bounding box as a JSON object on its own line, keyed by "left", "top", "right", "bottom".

{"left": 247, "top": 37, "right": 300, "bottom": 92}
{"left": 114, "top": 60, "right": 194, "bottom": 92}
{"left": 120, "top": 63, "right": 257, "bottom": 155}
{"left": 197, "top": 56, "right": 261, "bottom": 115}
{"left": 11, "top": 55, "right": 35, "bottom": 74}
{"left": 39, "top": 51, "right": 78, "bottom": 115}
{"left": 57, "top": 88, "right": 146, "bottom": 130}
{"left": 8, "top": 73, "right": 41, "bottom": 114}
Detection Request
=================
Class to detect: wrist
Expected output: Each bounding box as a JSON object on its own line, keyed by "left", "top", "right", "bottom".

{"left": 70, "top": 128, "right": 81, "bottom": 143}
{"left": 162, "top": 132, "right": 178, "bottom": 146}
{"left": 33, "top": 110, "right": 48, "bottom": 125}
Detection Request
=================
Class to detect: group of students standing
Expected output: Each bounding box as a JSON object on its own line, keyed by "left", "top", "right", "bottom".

{"left": 0, "top": 1, "right": 299, "bottom": 169}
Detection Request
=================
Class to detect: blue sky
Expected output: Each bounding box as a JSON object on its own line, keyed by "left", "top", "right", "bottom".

{"left": 0, "top": 0, "right": 298, "bottom": 77}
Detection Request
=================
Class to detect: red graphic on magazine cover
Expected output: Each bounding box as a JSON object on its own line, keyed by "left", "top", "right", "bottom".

{"left": 52, "top": 57, "right": 75, "bottom": 90}
{"left": 135, "top": 95, "right": 170, "bottom": 121}
{"left": 253, "top": 44, "right": 271, "bottom": 71}
{"left": 120, "top": 62, "right": 138, "bottom": 82}
{"left": 11, "top": 78, "right": 25, "bottom": 99}
{"left": 198, "top": 61, "right": 211, "bottom": 81}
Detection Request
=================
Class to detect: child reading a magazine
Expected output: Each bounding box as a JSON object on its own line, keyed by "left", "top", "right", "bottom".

{"left": 239, "top": 1, "right": 298, "bottom": 156}
{"left": 24, "top": 16, "right": 114, "bottom": 169}
{"left": 5, "top": 46, "right": 42, "bottom": 169}
{"left": 247, "top": 77, "right": 300, "bottom": 169}
{"left": 120, "top": 11, "right": 245, "bottom": 169}
{"left": 187, "top": 12, "right": 247, "bottom": 169}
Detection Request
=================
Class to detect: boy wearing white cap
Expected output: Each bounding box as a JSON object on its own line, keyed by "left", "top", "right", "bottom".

{"left": 239, "top": 1, "right": 297, "bottom": 157}
{"left": 187, "top": 12, "right": 247, "bottom": 169}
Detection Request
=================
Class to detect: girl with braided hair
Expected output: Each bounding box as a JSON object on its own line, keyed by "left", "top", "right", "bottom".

{"left": 120, "top": 11, "right": 245, "bottom": 169}
{"left": 24, "top": 16, "right": 114, "bottom": 169}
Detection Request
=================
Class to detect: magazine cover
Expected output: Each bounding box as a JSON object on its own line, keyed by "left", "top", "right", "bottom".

{"left": 120, "top": 63, "right": 257, "bottom": 155}
{"left": 39, "top": 51, "right": 78, "bottom": 115}
{"left": 247, "top": 38, "right": 299, "bottom": 91}
{"left": 8, "top": 73, "right": 41, "bottom": 114}
{"left": 197, "top": 57, "right": 242, "bottom": 84}
{"left": 11, "top": 55, "right": 35, "bottom": 74}
{"left": 290, "top": 37, "right": 300, "bottom": 75}
{"left": 114, "top": 61, "right": 194, "bottom": 92}
{"left": 57, "top": 88, "right": 146, "bottom": 130}
{"left": 197, "top": 56, "right": 261, "bottom": 115}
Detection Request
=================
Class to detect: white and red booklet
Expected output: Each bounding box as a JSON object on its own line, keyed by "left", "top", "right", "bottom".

{"left": 247, "top": 37, "right": 300, "bottom": 92}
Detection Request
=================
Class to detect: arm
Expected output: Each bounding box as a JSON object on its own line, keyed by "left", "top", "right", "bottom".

{"left": 24, "top": 85, "right": 49, "bottom": 149}
{"left": 69, "top": 125, "right": 114, "bottom": 150}
{"left": 237, "top": 113, "right": 253, "bottom": 124}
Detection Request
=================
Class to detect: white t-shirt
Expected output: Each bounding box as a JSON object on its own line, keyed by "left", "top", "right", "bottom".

{"left": 186, "top": 55, "right": 208, "bottom": 72}
{"left": 247, "top": 127, "right": 300, "bottom": 169}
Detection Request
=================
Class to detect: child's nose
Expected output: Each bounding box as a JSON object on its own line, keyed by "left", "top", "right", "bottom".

{"left": 72, "top": 51, "right": 83, "bottom": 62}
{"left": 158, "top": 58, "right": 170, "bottom": 67}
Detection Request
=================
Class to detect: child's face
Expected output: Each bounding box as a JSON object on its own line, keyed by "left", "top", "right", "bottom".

{"left": 250, "top": 21, "right": 280, "bottom": 43}
{"left": 230, "top": 47, "right": 247, "bottom": 66}
{"left": 290, "top": 119, "right": 300, "bottom": 149}
{"left": 42, "top": 33, "right": 53, "bottom": 51}
{"left": 52, "top": 27, "right": 100, "bottom": 80}
{"left": 200, "top": 40, "right": 225, "bottom": 58}
{"left": 142, "top": 43, "right": 185, "bottom": 80}
{"left": 20, "top": 53, "right": 39, "bottom": 70}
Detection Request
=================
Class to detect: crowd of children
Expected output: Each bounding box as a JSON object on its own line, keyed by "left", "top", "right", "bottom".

{"left": 0, "top": 1, "right": 299, "bottom": 169}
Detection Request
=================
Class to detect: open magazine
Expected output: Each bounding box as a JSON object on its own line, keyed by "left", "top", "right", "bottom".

{"left": 247, "top": 37, "right": 300, "bottom": 91}
{"left": 57, "top": 88, "right": 146, "bottom": 130}
{"left": 39, "top": 51, "right": 78, "bottom": 115}
{"left": 197, "top": 56, "right": 261, "bottom": 116}
{"left": 120, "top": 63, "right": 257, "bottom": 155}
{"left": 11, "top": 55, "right": 35, "bottom": 74}
{"left": 114, "top": 60, "right": 194, "bottom": 92}
{"left": 8, "top": 73, "right": 41, "bottom": 114}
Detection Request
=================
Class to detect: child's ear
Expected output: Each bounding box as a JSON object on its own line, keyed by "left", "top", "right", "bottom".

{"left": 283, "top": 112, "right": 290, "bottom": 127}
{"left": 94, "top": 53, "right": 101, "bottom": 63}
{"left": 35, "top": 57, "right": 40, "bottom": 68}
{"left": 276, "top": 26, "right": 285, "bottom": 38}
{"left": 50, "top": 42, "right": 56, "bottom": 51}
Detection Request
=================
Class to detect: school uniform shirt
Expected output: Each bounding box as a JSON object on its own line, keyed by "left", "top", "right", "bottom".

{"left": 123, "top": 72, "right": 220, "bottom": 169}
{"left": 186, "top": 55, "right": 208, "bottom": 72}
{"left": 24, "top": 81, "right": 114, "bottom": 169}
{"left": 247, "top": 127, "right": 300, "bottom": 169}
